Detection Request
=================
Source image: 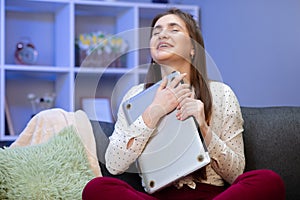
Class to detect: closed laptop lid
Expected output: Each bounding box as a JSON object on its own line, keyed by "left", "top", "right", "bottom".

{"left": 136, "top": 111, "right": 210, "bottom": 193}
{"left": 122, "top": 71, "right": 210, "bottom": 193}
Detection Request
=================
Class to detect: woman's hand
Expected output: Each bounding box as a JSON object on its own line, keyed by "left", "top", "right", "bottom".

{"left": 142, "top": 73, "right": 191, "bottom": 128}
{"left": 176, "top": 91, "right": 209, "bottom": 137}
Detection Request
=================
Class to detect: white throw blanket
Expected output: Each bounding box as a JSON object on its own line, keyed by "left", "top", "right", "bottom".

{"left": 10, "top": 108, "right": 102, "bottom": 177}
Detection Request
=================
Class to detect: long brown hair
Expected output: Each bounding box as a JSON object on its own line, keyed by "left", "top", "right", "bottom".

{"left": 145, "top": 8, "right": 212, "bottom": 124}
{"left": 144, "top": 8, "right": 212, "bottom": 181}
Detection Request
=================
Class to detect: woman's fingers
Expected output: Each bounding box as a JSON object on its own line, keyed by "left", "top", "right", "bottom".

{"left": 158, "top": 76, "right": 168, "bottom": 91}
{"left": 177, "top": 90, "right": 193, "bottom": 103}
{"left": 154, "top": 73, "right": 192, "bottom": 116}
{"left": 168, "top": 73, "right": 186, "bottom": 88}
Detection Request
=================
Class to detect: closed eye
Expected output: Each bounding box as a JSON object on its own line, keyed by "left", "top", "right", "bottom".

{"left": 152, "top": 26, "right": 162, "bottom": 36}
{"left": 152, "top": 31, "right": 160, "bottom": 36}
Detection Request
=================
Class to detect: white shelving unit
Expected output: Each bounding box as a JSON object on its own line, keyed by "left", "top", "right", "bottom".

{"left": 0, "top": 0, "right": 199, "bottom": 140}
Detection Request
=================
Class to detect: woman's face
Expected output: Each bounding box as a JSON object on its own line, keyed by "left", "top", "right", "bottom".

{"left": 150, "top": 14, "right": 193, "bottom": 68}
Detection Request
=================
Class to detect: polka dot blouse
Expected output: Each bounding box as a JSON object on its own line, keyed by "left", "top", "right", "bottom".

{"left": 105, "top": 81, "right": 245, "bottom": 189}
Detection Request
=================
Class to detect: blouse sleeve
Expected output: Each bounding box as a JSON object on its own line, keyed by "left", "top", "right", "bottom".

{"left": 105, "top": 84, "right": 156, "bottom": 175}
{"left": 206, "top": 82, "right": 245, "bottom": 184}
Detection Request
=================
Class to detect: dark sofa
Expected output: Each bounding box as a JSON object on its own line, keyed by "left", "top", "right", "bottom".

{"left": 91, "top": 106, "right": 300, "bottom": 200}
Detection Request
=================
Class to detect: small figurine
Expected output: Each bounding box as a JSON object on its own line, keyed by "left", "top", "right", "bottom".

{"left": 27, "top": 93, "right": 56, "bottom": 117}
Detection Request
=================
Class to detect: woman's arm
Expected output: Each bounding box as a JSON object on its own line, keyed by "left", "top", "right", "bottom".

{"left": 176, "top": 82, "right": 245, "bottom": 184}
{"left": 206, "top": 83, "right": 245, "bottom": 184}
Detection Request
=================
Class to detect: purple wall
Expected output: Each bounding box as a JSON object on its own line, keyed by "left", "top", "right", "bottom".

{"left": 196, "top": 0, "right": 300, "bottom": 106}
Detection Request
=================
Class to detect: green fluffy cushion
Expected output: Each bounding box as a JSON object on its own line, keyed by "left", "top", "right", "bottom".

{"left": 0, "top": 126, "right": 95, "bottom": 199}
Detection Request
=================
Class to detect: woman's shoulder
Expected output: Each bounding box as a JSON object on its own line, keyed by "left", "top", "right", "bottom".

{"left": 209, "top": 81, "right": 240, "bottom": 105}
{"left": 209, "top": 81, "right": 234, "bottom": 94}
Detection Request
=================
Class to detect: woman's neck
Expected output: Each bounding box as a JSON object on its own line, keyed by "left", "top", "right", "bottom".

{"left": 160, "top": 63, "right": 191, "bottom": 83}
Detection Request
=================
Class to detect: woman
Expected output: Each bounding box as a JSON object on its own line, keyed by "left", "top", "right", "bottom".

{"left": 82, "top": 8, "right": 285, "bottom": 200}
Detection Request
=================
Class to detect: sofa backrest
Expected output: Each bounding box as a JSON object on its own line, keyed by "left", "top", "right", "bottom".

{"left": 90, "top": 120, "right": 145, "bottom": 192}
{"left": 92, "top": 106, "right": 300, "bottom": 199}
{"left": 241, "top": 106, "right": 300, "bottom": 200}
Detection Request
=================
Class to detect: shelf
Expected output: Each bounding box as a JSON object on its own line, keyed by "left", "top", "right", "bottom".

{"left": 4, "top": 64, "right": 70, "bottom": 73}
{"left": 0, "top": 0, "right": 199, "bottom": 140}
{"left": 75, "top": 67, "right": 133, "bottom": 74}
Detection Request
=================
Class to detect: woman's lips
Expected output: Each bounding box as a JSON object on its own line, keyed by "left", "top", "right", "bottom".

{"left": 157, "top": 42, "right": 173, "bottom": 49}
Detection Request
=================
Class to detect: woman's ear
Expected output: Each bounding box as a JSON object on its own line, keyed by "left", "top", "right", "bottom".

{"left": 190, "top": 48, "right": 195, "bottom": 60}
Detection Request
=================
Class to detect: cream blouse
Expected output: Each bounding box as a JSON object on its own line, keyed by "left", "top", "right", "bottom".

{"left": 105, "top": 81, "right": 245, "bottom": 189}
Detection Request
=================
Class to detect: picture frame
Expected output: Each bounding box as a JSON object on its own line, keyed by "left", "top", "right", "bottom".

{"left": 5, "top": 98, "right": 15, "bottom": 136}
{"left": 81, "top": 97, "right": 113, "bottom": 123}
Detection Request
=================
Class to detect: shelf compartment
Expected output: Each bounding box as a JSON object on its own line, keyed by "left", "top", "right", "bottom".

{"left": 5, "top": 70, "right": 72, "bottom": 135}
{"left": 4, "top": 0, "right": 71, "bottom": 67}
{"left": 75, "top": 3, "right": 136, "bottom": 69}
{"left": 74, "top": 70, "right": 139, "bottom": 120}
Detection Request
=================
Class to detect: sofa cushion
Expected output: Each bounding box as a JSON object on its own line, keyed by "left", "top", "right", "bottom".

{"left": 0, "top": 126, "right": 94, "bottom": 199}
{"left": 241, "top": 106, "right": 300, "bottom": 200}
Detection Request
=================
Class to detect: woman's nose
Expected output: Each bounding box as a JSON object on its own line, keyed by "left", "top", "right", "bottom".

{"left": 158, "top": 29, "right": 169, "bottom": 39}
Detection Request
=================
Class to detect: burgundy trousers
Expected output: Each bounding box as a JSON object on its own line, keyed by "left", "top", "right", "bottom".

{"left": 82, "top": 169, "right": 285, "bottom": 200}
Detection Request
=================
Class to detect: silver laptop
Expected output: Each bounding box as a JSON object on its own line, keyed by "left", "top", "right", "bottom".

{"left": 122, "top": 71, "right": 210, "bottom": 194}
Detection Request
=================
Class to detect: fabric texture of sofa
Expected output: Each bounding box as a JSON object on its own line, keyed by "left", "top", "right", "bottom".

{"left": 91, "top": 106, "right": 300, "bottom": 200}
